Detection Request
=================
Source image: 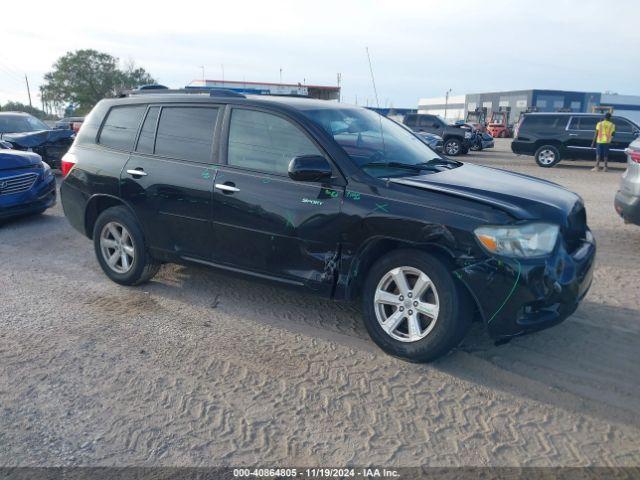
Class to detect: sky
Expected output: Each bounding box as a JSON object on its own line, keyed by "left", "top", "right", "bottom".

{"left": 1, "top": 0, "right": 639, "bottom": 110}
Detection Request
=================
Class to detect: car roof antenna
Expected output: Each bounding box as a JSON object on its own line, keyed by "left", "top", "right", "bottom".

{"left": 366, "top": 47, "right": 385, "bottom": 152}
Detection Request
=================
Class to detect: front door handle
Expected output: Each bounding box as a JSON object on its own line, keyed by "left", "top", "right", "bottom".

{"left": 126, "top": 168, "right": 148, "bottom": 177}
{"left": 215, "top": 183, "right": 240, "bottom": 193}
{"left": 568, "top": 133, "right": 578, "bottom": 136}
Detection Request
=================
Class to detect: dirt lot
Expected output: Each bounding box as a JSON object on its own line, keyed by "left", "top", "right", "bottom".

{"left": 1, "top": 139, "right": 639, "bottom": 467}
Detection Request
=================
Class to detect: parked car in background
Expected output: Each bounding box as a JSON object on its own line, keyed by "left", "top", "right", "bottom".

{"left": 0, "top": 148, "right": 56, "bottom": 220}
{"left": 61, "top": 92, "right": 595, "bottom": 362}
{"left": 415, "top": 131, "right": 443, "bottom": 152}
{"left": 511, "top": 113, "right": 640, "bottom": 167}
{"left": 403, "top": 113, "right": 472, "bottom": 156}
{"left": 0, "top": 112, "right": 74, "bottom": 168}
{"left": 55, "top": 116, "right": 85, "bottom": 133}
{"left": 614, "top": 138, "right": 640, "bottom": 226}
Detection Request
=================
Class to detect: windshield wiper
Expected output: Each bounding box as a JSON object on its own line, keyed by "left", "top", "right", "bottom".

{"left": 361, "top": 161, "right": 440, "bottom": 172}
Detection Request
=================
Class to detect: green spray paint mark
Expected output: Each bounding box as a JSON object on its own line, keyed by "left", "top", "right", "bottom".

{"left": 373, "top": 203, "right": 389, "bottom": 213}
{"left": 346, "top": 191, "right": 361, "bottom": 201}
{"left": 487, "top": 259, "right": 521, "bottom": 324}
{"left": 284, "top": 211, "right": 295, "bottom": 228}
{"left": 323, "top": 188, "right": 339, "bottom": 198}
{"left": 201, "top": 170, "right": 212, "bottom": 179}
{"left": 261, "top": 178, "right": 271, "bottom": 184}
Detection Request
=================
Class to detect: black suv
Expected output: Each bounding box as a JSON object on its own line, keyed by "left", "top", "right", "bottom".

{"left": 60, "top": 92, "right": 596, "bottom": 362}
{"left": 512, "top": 112, "right": 640, "bottom": 167}
{"left": 403, "top": 113, "right": 472, "bottom": 156}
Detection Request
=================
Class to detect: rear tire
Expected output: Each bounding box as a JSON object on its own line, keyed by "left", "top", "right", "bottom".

{"left": 443, "top": 138, "right": 463, "bottom": 156}
{"left": 93, "top": 206, "right": 160, "bottom": 285}
{"left": 534, "top": 145, "right": 561, "bottom": 167}
{"left": 361, "top": 249, "right": 472, "bottom": 362}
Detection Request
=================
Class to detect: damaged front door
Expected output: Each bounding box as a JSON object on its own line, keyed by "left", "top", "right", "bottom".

{"left": 209, "top": 107, "right": 345, "bottom": 295}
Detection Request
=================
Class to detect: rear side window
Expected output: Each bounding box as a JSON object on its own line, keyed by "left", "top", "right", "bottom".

{"left": 155, "top": 107, "right": 219, "bottom": 162}
{"left": 404, "top": 114, "right": 417, "bottom": 127}
{"left": 99, "top": 106, "right": 145, "bottom": 150}
{"left": 228, "top": 109, "right": 322, "bottom": 175}
{"left": 520, "top": 115, "right": 565, "bottom": 132}
{"left": 136, "top": 107, "right": 160, "bottom": 154}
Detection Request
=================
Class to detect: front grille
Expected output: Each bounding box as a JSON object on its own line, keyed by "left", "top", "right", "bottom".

{"left": 0, "top": 172, "right": 39, "bottom": 196}
{"left": 564, "top": 202, "right": 587, "bottom": 252}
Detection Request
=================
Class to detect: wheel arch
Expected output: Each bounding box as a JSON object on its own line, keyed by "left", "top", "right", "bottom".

{"left": 344, "top": 236, "right": 457, "bottom": 301}
{"left": 84, "top": 194, "right": 141, "bottom": 240}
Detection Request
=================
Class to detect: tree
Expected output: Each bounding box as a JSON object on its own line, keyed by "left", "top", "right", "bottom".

{"left": 0, "top": 101, "right": 55, "bottom": 120}
{"left": 40, "top": 49, "right": 156, "bottom": 115}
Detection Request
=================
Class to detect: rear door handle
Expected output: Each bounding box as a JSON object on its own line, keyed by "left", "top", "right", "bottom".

{"left": 568, "top": 133, "right": 578, "bottom": 136}
{"left": 126, "top": 168, "right": 148, "bottom": 177}
{"left": 215, "top": 183, "right": 240, "bottom": 193}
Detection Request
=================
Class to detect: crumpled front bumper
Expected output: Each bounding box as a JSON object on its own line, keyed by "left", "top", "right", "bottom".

{"left": 454, "top": 229, "right": 596, "bottom": 339}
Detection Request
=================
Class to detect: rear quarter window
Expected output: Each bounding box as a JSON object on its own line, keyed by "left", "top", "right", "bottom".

{"left": 98, "top": 105, "right": 146, "bottom": 150}
{"left": 520, "top": 115, "right": 566, "bottom": 133}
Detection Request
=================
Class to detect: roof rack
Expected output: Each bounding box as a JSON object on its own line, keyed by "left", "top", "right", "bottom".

{"left": 119, "top": 88, "right": 246, "bottom": 98}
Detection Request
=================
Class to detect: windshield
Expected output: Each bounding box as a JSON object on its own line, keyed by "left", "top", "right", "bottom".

{"left": 301, "top": 107, "right": 455, "bottom": 177}
{"left": 0, "top": 114, "right": 49, "bottom": 133}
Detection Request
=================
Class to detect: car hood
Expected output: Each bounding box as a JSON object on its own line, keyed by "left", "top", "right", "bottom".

{"left": 0, "top": 149, "right": 42, "bottom": 170}
{"left": 389, "top": 163, "right": 582, "bottom": 225}
{"left": 0, "top": 129, "right": 74, "bottom": 148}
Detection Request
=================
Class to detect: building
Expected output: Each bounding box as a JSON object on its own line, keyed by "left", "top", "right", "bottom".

{"left": 186, "top": 79, "right": 340, "bottom": 101}
{"left": 418, "top": 89, "right": 640, "bottom": 125}
{"left": 418, "top": 95, "right": 465, "bottom": 122}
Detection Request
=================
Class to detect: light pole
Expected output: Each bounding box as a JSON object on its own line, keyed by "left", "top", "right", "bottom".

{"left": 444, "top": 88, "right": 452, "bottom": 120}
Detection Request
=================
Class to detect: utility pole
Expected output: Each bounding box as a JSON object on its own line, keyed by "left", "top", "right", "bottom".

{"left": 279, "top": 68, "right": 283, "bottom": 84}
{"left": 336, "top": 72, "right": 342, "bottom": 102}
{"left": 25, "top": 74, "right": 32, "bottom": 108}
{"left": 444, "top": 88, "right": 452, "bottom": 119}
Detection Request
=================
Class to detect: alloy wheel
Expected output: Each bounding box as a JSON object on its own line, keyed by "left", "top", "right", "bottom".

{"left": 374, "top": 266, "right": 440, "bottom": 342}
{"left": 538, "top": 149, "right": 556, "bottom": 165}
{"left": 100, "top": 221, "right": 135, "bottom": 274}
{"left": 445, "top": 141, "right": 460, "bottom": 155}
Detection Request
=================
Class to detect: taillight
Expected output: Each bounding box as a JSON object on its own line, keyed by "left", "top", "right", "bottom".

{"left": 61, "top": 152, "right": 77, "bottom": 177}
{"left": 626, "top": 148, "right": 640, "bottom": 164}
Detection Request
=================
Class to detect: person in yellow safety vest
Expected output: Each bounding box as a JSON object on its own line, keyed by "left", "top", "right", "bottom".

{"left": 591, "top": 112, "right": 615, "bottom": 172}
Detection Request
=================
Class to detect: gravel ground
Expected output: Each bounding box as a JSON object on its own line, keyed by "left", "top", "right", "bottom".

{"left": 0, "top": 139, "right": 638, "bottom": 467}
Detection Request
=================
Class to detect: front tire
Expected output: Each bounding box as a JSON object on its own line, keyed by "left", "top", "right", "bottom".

{"left": 361, "top": 249, "right": 472, "bottom": 362}
{"left": 443, "top": 138, "right": 463, "bottom": 156}
{"left": 93, "top": 206, "right": 160, "bottom": 285}
{"left": 534, "top": 145, "right": 561, "bottom": 167}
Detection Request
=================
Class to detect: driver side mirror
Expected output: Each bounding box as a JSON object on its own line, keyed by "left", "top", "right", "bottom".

{"left": 288, "top": 155, "right": 332, "bottom": 182}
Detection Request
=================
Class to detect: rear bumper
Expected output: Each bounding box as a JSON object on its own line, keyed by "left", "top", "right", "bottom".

{"left": 455, "top": 229, "right": 596, "bottom": 339}
{"left": 614, "top": 189, "right": 640, "bottom": 226}
{"left": 0, "top": 175, "right": 56, "bottom": 219}
{"left": 511, "top": 140, "right": 535, "bottom": 155}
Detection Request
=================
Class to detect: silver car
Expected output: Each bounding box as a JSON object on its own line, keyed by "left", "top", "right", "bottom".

{"left": 614, "top": 138, "right": 640, "bottom": 226}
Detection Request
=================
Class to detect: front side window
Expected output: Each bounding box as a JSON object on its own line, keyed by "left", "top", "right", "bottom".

{"left": 613, "top": 118, "right": 633, "bottom": 133}
{"left": 301, "top": 106, "right": 449, "bottom": 178}
{"left": 228, "top": 109, "right": 322, "bottom": 175}
{"left": 155, "top": 107, "right": 219, "bottom": 162}
{"left": 577, "top": 117, "right": 598, "bottom": 131}
{"left": 99, "top": 106, "right": 145, "bottom": 150}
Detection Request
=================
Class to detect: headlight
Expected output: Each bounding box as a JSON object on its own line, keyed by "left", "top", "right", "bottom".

{"left": 464, "top": 131, "right": 473, "bottom": 139}
{"left": 474, "top": 223, "right": 559, "bottom": 258}
{"left": 41, "top": 161, "right": 53, "bottom": 178}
